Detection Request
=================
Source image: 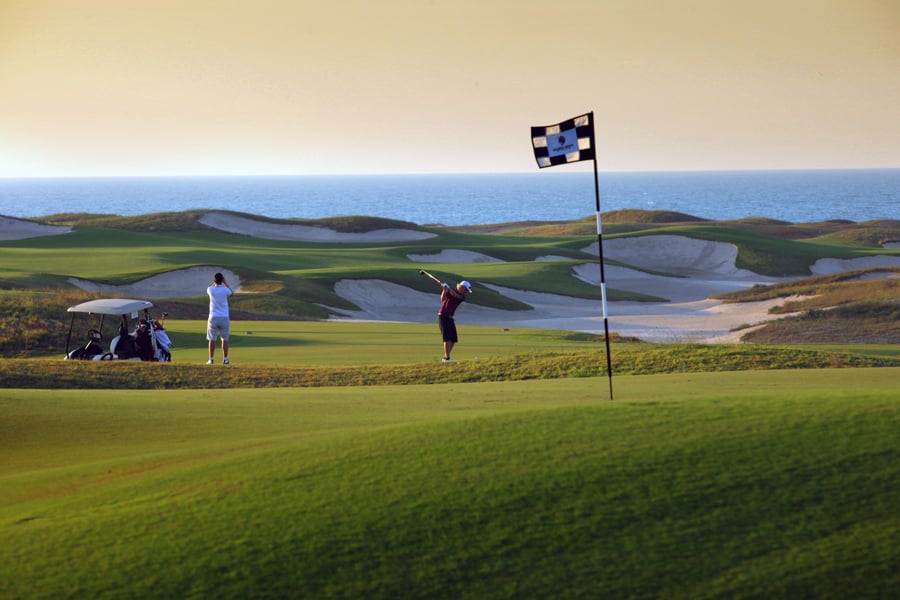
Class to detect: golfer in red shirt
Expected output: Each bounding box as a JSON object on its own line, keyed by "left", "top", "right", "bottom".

{"left": 437, "top": 280, "right": 472, "bottom": 362}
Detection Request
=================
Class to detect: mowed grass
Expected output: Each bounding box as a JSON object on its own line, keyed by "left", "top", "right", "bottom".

{"left": 59, "top": 318, "right": 900, "bottom": 369}
{"left": 164, "top": 319, "right": 589, "bottom": 365}
{"left": 3, "top": 212, "right": 899, "bottom": 597}
{"left": 2, "top": 369, "right": 898, "bottom": 599}
{"left": 5, "top": 320, "right": 897, "bottom": 391}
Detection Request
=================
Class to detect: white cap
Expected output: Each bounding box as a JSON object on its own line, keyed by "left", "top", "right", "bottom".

{"left": 460, "top": 280, "right": 472, "bottom": 292}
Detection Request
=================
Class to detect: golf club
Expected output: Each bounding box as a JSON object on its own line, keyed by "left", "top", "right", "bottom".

{"left": 419, "top": 269, "right": 443, "bottom": 286}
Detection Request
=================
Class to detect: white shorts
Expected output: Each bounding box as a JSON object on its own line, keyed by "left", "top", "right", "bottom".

{"left": 207, "top": 316, "right": 230, "bottom": 341}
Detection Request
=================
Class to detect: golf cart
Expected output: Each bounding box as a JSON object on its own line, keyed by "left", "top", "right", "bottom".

{"left": 65, "top": 298, "right": 172, "bottom": 361}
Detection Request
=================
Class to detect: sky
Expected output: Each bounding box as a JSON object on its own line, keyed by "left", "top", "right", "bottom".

{"left": 1, "top": 0, "right": 898, "bottom": 177}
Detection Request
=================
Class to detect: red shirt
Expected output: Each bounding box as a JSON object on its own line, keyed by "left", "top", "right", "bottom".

{"left": 439, "top": 291, "right": 465, "bottom": 317}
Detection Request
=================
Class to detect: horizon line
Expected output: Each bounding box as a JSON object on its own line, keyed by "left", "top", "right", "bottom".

{"left": 2, "top": 166, "right": 899, "bottom": 180}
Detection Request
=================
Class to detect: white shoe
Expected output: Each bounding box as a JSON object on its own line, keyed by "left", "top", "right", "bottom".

{"left": 223, "top": 357, "right": 230, "bottom": 365}
{"left": 207, "top": 358, "right": 214, "bottom": 364}
{"left": 442, "top": 357, "right": 452, "bottom": 363}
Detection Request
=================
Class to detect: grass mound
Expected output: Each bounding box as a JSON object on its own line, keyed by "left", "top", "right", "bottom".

{"left": 2, "top": 371, "right": 898, "bottom": 598}
{"left": 37, "top": 211, "right": 425, "bottom": 234}
{"left": 38, "top": 210, "right": 212, "bottom": 231}
{"left": 603, "top": 209, "right": 706, "bottom": 223}
{"left": 4, "top": 345, "right": 898, "bottom": 389}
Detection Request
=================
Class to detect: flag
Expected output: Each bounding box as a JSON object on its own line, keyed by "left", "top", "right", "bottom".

{"left": 531, "top": 110, "right": 613, "bottom": 399}
{"left": 530, "top": 113, "right": 595, "bottom": 168}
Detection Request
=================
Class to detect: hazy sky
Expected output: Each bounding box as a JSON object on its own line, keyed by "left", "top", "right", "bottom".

{"left": 1, "top": 0, "right": 898, "bottom": 177}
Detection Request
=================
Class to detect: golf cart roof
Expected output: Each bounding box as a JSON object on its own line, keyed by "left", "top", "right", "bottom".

{"left": 67, "top": 298, "right": 154, "bottom": 316}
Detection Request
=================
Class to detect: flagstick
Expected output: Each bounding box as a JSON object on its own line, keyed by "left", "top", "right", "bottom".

{"left": 530, "top": 110, "right": 613, "bottom": 399}
{"left": 590, "top": 112, "right": 614, "bottom": 400}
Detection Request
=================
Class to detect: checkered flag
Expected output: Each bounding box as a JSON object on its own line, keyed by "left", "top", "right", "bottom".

{"left": 530, "top": 112, "right": 595, "bottom": 168}
{"left": 531, "top": 110, "right": 613, "bottom": 398}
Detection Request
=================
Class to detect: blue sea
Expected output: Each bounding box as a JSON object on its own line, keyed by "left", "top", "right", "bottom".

{"left": 0, "top": 170, "right": 897, "bottom": 225}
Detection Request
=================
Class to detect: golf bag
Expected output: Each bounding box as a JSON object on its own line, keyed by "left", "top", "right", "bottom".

{"left": 153, "top": 320, "right": 172, "bottom": 362}
{"left": 134, "top": 320, "right": 155, "bottom": 361}
{"left": 113, "top": 322, "right": 138, "bottom": 359}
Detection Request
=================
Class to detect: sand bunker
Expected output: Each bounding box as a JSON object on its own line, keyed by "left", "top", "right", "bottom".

{"left": 56, "top": 230, "right": 900, "bottom": 343}
{"left": 326, "top": 279, "right": 796, "bottom": 343}
{"left": 331, "top": 236, "right": 900, "bottom": 342}
{"left": 68, "top": 267, "right": 241, "bottom": 299}
{"left": 572, "top": 262, "right": 783, "bottom": 303}
{"left": 408, "top": 249, "right": 503, "bottom": 263}
{"left": 810, "top": 255, "right": 900, "bottom": 275}
{"left": 584, "top": 235, "right": 762, "bottom": 278}
{"left": 199, "top": 212, "right": 436, "bottom": 243}
{"left": 0, "top": 216, "right": 71, "bottom": 241}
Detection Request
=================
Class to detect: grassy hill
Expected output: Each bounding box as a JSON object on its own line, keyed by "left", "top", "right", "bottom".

{"left": 2, "top": 369, "right": 898, "bottom": 599}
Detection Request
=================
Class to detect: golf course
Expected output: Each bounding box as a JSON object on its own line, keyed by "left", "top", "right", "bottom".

{"left": 1, "top": 210, "right": 899, "bottom": 598}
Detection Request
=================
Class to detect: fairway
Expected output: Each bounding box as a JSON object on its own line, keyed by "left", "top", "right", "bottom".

{"left": 2, "top": 368, "right": 898, "bottom": 598}
{"left": 160, "top": 319, "right": 603, "bottom": 365}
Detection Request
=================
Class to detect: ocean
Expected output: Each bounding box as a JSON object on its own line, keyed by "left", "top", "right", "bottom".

{"left": 0, "top": 170, "right": 897, "bottom": 226}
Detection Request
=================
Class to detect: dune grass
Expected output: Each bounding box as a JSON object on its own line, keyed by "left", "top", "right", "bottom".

{"left": 716, "top": 268, "right": 900, "bottom": 343}
{"left": 2, "top": 369, "right": 898, "bottom": 599}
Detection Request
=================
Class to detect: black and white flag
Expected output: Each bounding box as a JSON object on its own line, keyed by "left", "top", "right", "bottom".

{"left": 530, "top": 113, "right": 595, "bottom": 168}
